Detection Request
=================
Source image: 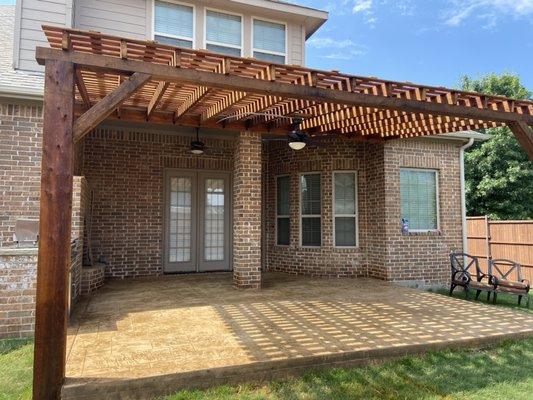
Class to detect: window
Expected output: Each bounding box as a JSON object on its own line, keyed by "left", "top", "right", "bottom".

{"left": 253, "top": 19, "right": 286, "bottom": 64}
{"left": 300, "top": 174, "right": 321, "bottom": 247}
{"left": 276, "top": 176, "right": 290, "bottom": 245}
{"left": 205, "top": 10, "right": 242, "bottom": 56}
{"left": 400, "top": 169, "right": 439, "bottom": 231}
{"left": 154, "top": 1, "right": 194, "bottom": 48}
{"left": 333, "top": 172, "right": 357, "bottom": 247}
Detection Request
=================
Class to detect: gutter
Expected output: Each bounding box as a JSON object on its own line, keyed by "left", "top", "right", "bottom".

{"left": 460, "top": 138, "right": 475, "bottom": 253}
{"left": 0, "top": 84, "right": 43, "bottom": 101}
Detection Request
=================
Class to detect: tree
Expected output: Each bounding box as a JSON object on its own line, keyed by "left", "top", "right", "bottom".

{"left": 461, "top": 73, "right": 533, "bottom": 220}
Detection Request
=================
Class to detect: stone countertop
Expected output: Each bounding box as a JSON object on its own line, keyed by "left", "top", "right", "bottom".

{"left": 0, "top": 247, "right": 39, "bottom": 256}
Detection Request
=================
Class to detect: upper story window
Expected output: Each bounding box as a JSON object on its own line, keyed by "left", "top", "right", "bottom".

{"left": 253, "top": 19, "right": 287, "bottom": 64}
{"left": 205, "top": 10, "right": 242, "bottom": 57}
{"left": 154, "top": 1, "right": 194, "bottom": 48}
{"left": 400, "top": 168, "right": 439, "bottom": 232}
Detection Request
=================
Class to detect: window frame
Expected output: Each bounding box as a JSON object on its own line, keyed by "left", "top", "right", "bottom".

{"left": 251, "top": 16, "right": 288, "bottom": 64}
{"left": 299, "top": 172, "right": 322, "bottom": 248}
{"left": 399, "top": 168, "right": 440, "bottom": 233}
{"left": 203, "top": 7, "right": 244, "bottom": 56}
{"left": 275, "top": 174, "right": 290, "bottom": 247}
{"left": 332, "top": 171, "right": 359, "bottom": 248}
{"left": 152, "top": 0, "right": 196, "bottom": 49}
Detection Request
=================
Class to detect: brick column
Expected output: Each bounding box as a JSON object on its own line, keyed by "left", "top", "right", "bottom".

{"left": 233, "top": 131, "right": 262, "bottom": 289}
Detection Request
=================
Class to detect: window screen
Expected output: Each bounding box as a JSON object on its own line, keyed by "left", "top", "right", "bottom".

{"left": 206, "top": 10, "right": 242, "bottom": 55}
{"left": 154, "top": 1, "right": 193, "bottom": 48}
{"left": 300, "top": 174, "right": 321, "bottom": 246}
{"left": 276, "top": 176, "right": 290, "bottom": 245}
{"left": 400, "top": 169, "right": 438, "bottom": 231}
{"left": 334, "top": 172, "right": 357, "bottom": 246}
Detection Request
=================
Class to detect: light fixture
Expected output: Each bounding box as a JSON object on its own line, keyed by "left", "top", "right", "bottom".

{"left": 287, "top": 119, "right": 308, "bottom": 151}
{"left": 190, "top": 127, "right": 205, "bottom": 155}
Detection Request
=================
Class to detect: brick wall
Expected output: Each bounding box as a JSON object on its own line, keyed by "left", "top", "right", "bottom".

{"left": 380, "top": 138, "right": 463, "bottom": 285}
{"left": 264, "top": 137, "right": 463, "bottom": 286}
{"left": 0, "top": 100, "right": 43, "bottom": 246}
{"left": 0, "top": 249, "right": 37, "bottom": 338}
{"left": 81, "top": 126, "right": 235, "bottom": 278}
{"left": 264, "top": 138, "right": 368, "bottom": 277}
{"left": 233, "top": 131, "right": 262, "bottom": 288}
{"left": 71, "top": 176, "right": 90, "bottom": 303}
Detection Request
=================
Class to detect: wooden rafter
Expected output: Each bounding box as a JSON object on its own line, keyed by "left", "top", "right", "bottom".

{"left": 174, "top": 86, "right": 210, "bottom": 122}
{"left": 74, "top": 68, "right": 91, "bottom": 109}
{"left": 37, "top": 25, "right": 533, "bottom": 147}
{"left": 73, "top": 72, "right": 151, "bottom": 142}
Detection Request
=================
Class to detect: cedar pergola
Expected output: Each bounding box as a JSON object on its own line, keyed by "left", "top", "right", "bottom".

{"left": 33, "top": 25, "right": 533, "bottom": 399}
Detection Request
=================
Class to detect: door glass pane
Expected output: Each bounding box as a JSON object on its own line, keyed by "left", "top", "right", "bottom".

{"left": 169, "top": 177, "right": 191, "bottom": 262}
{"left": 205, "top": 178, "right": 225, "bottom": 261}
{"left": 277, "top": 176, "right": 290, "bottom": 216}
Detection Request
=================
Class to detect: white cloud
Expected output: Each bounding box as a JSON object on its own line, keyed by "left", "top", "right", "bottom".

{"left": 444, "top": 0, "right": 533, "bottom": 26}
{"left": 353, "top": 0, "right": 373, "bottom": 13}
{"left": 307, "top": 36, "right": 367, "bottom": 60}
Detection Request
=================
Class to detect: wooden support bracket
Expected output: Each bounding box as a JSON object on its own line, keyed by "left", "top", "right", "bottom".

{"left": 508, "top": 121, "right": 533, "bottom": 160}
{"left": 73, "top": 72, "right": 151, "bottom": 142}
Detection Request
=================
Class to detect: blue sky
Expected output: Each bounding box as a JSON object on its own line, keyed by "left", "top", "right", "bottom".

{"left": 0, "top": 0, "right": 530, "bottom": 91}
{"left": 299, "top": 0, "right": 532, "bottom": 91}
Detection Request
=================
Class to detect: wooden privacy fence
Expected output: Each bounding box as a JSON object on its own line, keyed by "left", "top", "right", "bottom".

{"left": 467, "top": 216, "right": 533, "bottom": 283}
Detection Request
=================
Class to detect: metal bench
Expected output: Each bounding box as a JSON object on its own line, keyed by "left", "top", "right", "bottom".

{"left": 449, "top": 253, "right": 496, "bottom": 300}
{"left": 489, "top": 259, "right": 530, "bottom": 307}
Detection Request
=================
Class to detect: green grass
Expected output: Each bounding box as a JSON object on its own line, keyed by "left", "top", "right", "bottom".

{"left": 0, "top": 339, "right": 33, "bottom": 400}
{"left": 162, "top": 339, "right": 533, "bottom": 400}
{"left": 432, "top": 287, "right": 532, "bottom": 313}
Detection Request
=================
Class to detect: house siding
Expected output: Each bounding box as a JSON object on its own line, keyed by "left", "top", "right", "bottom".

{"left": 15, "top": 0, "right": 73, "bottom": 71}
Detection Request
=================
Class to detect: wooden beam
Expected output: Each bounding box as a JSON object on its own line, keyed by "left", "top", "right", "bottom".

{"left": 147, "top": 81, "right": 169, "bottom": 119}
{"left": 33, "top": 59, "right": 75, "bottom": 400}
{"left": 73, "top": 72, "right": 151, "bottom": 142}
{"left": 508, "top": 121, "right": 533, "bottom": 160}
{"left": 35, "top": 48, "right": 533, "bottom": 125}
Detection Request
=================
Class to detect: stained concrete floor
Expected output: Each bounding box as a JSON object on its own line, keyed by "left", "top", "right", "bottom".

{"left": 64, "top": 272, "right": 533, "bottom": 399}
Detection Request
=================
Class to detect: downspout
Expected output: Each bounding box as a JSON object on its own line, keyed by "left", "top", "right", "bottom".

{"left": 460, "top": 138, "right": 475, "bottom": 253}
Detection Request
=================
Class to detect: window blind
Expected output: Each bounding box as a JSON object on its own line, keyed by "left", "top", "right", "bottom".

{"left": 277, "top": 176, "right": 290, "bottom": 245}
{"left": 206, "top": 10, "right": 242, "bottom": 47}
{"left": 334, "top": 172, "right": 357, "bottom": 246}
{"left": 253, "top": 19, "right": 286, "bottom": 54}
{"left": 301, "top": 174, "right": 321, "bottom": 246}
{"left": 400, "top": 169, "right": 438, "bottom": 231}
{"left": 154, "top": 1, "right": 193, "bottom": 40}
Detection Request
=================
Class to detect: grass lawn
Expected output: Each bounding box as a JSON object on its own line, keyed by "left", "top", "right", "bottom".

{"left": 0, "top": 339, "right": 33, "bottom": 400}
{"left": 432, "top": 287, "right": 532, "bottom": 313}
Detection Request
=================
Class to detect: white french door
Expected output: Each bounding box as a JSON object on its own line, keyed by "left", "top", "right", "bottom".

{"left": 164, "top": 170, "right": 231, "bottom": 273}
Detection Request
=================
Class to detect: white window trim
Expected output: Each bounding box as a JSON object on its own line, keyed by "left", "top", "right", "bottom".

{"left": 251, "top": 16, "right": 288, "bottom": 64}
{"left": 152, "top": 0, "right": 196, "bottom": 48}
{"left": 400, "top": 167, "right": 440, "bottom": 233}
{"left": 299, "top": 172, "right": 322, "bottom": 248}
{"left": 332, "top": 171, "right": 359, "bottom": 248}
{"left": 204, "top": 7, "right": 244, "bottom": 55}
{"left": 276, "top": 174, "right": 290, "bottom": 247}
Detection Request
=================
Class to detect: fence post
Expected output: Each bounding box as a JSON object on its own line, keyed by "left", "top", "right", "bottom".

{"left": 485, "top": 215, "right": 492, "bottom": 264}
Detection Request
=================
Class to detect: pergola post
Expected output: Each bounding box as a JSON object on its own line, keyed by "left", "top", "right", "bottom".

{"left": 33, "top": 59, "right": 75, "bottom": 400}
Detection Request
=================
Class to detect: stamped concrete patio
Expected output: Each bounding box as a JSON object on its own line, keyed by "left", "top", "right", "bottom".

{"left": 63, "top": 272, "right": 533, "bottom": 399}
